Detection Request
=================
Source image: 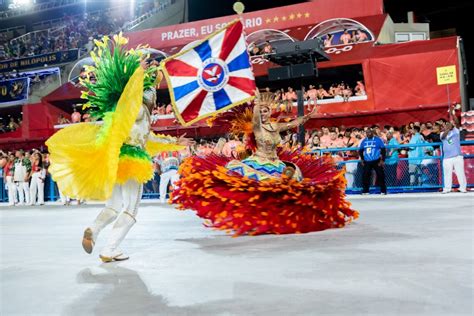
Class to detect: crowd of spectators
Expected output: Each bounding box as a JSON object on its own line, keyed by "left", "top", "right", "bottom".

{"left": 0, "top": 112, "right": 470, "bottom": 205}
{"left": 1, "top": 11, "right": 128, "bottom": 60}
{"left": 0, "top": 117, "right": 22, "bottom": 134}
{"left": 258, "top": 82, "right": 366, "bottom": 114}
{"left": 249, "top": 41, "right": 274, "bottom": 56}
{"left": 247, "top": 28, "right": 370, "bottom": 57}
{"left": 56, "top": 106, "right": 90, "bottom": 125}
{"left": 1, "top": 0, "right": 172, "bottom": 61}
{"left": 323, "top": 29, "right": 370, "bottom": 47}
{"left": 0, "top": 149, "right": 48, "bottom": 206}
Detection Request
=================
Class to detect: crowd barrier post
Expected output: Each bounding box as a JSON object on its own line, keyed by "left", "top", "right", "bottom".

{"left": 49, "top": 177, "right": 56, "bottom": 202}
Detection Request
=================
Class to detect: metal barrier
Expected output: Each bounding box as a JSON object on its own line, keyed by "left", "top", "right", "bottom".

{"left": 312, "top": 140, "right": 474, "bottom": 194}
{"left": 0, "top": 141, "right": 473, "bottom": 203}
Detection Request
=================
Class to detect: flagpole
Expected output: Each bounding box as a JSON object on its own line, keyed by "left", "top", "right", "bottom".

{"left": 233, "top": 2, "right": 245, "bottom": 26}
{"left": 233, "top": 1, "right": 254, "bottom": 94}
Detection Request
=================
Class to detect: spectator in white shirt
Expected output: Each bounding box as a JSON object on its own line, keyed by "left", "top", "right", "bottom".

{"left": 13, "top": 150, "right": 31, "bottom": 205}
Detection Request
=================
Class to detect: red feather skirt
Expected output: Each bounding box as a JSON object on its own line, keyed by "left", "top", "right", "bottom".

{"left": 171, "top": 151, "right": 359, "bottom": 236}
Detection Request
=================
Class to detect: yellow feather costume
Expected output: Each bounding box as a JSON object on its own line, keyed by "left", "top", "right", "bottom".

{"left": 46, "top": 68, "right": 184, "bottom": 201}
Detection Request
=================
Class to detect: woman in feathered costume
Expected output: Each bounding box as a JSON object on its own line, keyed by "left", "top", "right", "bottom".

{"left": 46, "top": 33, "right": 193, "bottom": 262}
{"left": 172, "top": 92, "right": 358, "bottom": 236}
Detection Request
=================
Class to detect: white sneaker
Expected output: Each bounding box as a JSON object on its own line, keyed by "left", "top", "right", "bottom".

{"left": 441, "top": 190, "right": 451, "bottom": 194}
{"left": 99, "top": 212, "right": 135, "bottom": 262}
{"left": 459, "top": 190, "right": 467, "bottom": 193}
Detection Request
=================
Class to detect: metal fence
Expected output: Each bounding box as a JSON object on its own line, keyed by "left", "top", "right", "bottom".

{"left": 312, "top": 140, "right": 474, "bottom": 194}
{"left": 0, "top": 141, "right": 473, "bottom": 203}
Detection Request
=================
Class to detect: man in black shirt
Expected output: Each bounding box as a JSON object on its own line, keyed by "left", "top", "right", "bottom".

{"left": 425, "top": 123, "right": 441, "bottom": 149}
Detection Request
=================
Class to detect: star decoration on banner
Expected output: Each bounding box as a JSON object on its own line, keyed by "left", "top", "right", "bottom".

{"left": 263, "top": 12, "right": 310, "bottom": 24}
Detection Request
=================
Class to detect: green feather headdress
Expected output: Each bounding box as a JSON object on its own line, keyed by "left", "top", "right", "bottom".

{"left": 79, "top": 32, "right": 158, "bottom": 119}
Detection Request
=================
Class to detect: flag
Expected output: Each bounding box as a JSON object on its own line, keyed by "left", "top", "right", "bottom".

{"left": 161, "top": 20, "right": 256, "bottom": 126}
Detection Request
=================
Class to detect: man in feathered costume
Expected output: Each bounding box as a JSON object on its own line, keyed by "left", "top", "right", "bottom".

{"left": 46, "top": 33, "right": 193, "bottom": 262}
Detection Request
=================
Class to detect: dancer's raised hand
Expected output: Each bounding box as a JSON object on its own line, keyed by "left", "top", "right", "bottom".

{"left": 177, "top": 133, "right": 196, "bottom": 146}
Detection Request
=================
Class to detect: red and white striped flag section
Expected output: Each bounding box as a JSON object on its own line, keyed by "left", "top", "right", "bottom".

{"left": 160, "top": 20, "right": 256, "bottom": 126}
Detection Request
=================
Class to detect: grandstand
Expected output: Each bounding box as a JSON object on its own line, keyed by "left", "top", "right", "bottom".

{"left": 0, "top": 0, "right": 186, "bottom": 148}
{"left": 0, "top": 0, "right": 471, "bottom": 148}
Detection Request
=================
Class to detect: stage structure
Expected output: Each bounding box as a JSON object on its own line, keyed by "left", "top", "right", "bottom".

{"left": 267, "top": 39, "right": 329, "bottom": 145}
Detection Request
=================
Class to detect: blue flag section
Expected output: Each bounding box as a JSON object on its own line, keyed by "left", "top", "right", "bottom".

{"left": 0, "top": 77, "right": 30, "bottom": 106}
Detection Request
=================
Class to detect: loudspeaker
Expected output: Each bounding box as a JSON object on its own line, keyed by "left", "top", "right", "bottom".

{"left": 290, "top": 63, "right": 316, "bottom": 78}
{"left": 268, "top": 66, "right": 291, "bottom": 81}
{"left": 272, "top": 39, "right": 323, "bottom": 54}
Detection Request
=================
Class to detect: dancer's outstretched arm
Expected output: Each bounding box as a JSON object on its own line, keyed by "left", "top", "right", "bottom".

{"left": 277, "top": 107, "right": 316, "bottom": 132}
{"left": 146, "top": 132, "right": 194, "bottom": 155}
{"left": 253, "top": 102, "right": 262, "bottom": 131}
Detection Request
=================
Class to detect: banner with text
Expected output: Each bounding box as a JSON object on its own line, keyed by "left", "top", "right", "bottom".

{"left": 0, "top": 77, "right": 31, "bottom": 106}
{"left": 0, "top": 49, "right": 79, "bottom": 73}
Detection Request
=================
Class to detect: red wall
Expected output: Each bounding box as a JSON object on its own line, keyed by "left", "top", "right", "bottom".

{"left": 126, "top": 0, "right": 383, "bottom": 49}
{"left": 0, "top": 102, "right": 69, "bottom": 151}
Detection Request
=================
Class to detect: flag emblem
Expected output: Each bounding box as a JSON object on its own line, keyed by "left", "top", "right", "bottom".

{"left": 161, "top": 20, "right": 256, "bottom": 126}
{"left": 199, "top": 58, "right": 228, "bottom": 91}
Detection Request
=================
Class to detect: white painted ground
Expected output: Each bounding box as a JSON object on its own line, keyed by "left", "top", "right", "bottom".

{"left": 0, "top": 193, "right": 473, "bottom": 316}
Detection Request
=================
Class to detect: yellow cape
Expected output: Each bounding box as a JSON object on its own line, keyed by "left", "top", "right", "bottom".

{"left": 46, "top": 68, "right": 145, "bottom": 201}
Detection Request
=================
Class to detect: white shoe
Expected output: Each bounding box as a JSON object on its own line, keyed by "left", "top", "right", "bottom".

{"left": 99, "top": 248, "right": 130, "bottom": 262}
{"left": 441, "top": 190, "right": 451, "bottom": 194}
{"left": 459, "top": 190, "right": 467, "bottom": 193}
{"left": 82, "top": 208, "right": 118, "bottom": 254}
{"left": 99, "top": 212, "right": 136, "bottom": 262}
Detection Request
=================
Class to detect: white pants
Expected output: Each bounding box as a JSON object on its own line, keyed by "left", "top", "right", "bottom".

{"left": 106, "top": 180, "right": 143, "bottom": 217}
{"left": 59, "top": 190, "right": 70, "bottom": 204}
{"left": 443, "top": 155, "right": 467, "bottom": 192}
{"left": 6, "top": 176, "right": 17, "bottom": 205}
{"left": 16, "top": 181, "right": 30, "bottom": 205}
{"left": 159, "top": 169, "right": 178, "bottom": 203}
{"left": 345, "top": 161, "right": 358, "bottom": 188}
{"left": 29, "top": 172, "right": 45, "bottom": 205}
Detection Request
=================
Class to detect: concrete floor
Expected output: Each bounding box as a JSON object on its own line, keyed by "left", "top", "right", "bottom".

{"left": 0, "top": 193, "right": 473, "bottom": 316}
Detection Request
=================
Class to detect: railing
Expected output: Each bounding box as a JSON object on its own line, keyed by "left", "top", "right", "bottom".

{"left": 0, "top": 25, "right": 26, "bottom": 40}
{"left": 9, "top": 25, "right": 66, "bottom": 46}
{"left": 122, "top": 0, "right": 175, "bottom": 31}
{"left": 0, "top": 141, "right": 472, "bottom": 203}
{"left": 310, "top": 140, "right": 474, "bottom": 193}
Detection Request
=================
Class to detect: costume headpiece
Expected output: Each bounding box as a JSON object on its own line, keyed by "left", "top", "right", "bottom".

{"left": 254, "top": 91, "right": 279, "bottom": 110}
{"left": 80, "top": 32, "right": 159, "bottom": 119}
